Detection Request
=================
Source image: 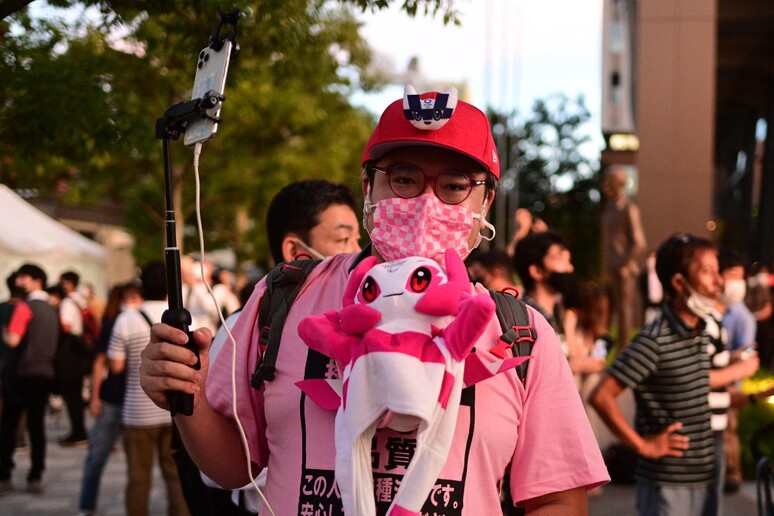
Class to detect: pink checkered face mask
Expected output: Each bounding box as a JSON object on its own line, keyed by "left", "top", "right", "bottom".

{"left": 364, "top": 193, "right": 495, "bottom": 266}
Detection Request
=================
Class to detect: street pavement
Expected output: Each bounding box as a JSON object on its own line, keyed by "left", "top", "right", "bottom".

{"left": 0, "top": 405, "right": 167, "bottom": 516}
{"left": 588, "top": 480, "right": 761, "bottom": 516}
{"left": 0, "top": 406, "right": 764, "bottom": 515}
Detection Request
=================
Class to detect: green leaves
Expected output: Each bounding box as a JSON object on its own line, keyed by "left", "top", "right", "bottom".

{"left": 493, "top": 94, "right": 602, "bottom": 277}
{"left": 1, "top": 0, "right": 383, "bottom": 267}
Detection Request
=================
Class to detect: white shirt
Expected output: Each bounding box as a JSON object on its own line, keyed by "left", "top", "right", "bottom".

{"left": 107, "top": 300, "right": 171, "bottom": 427}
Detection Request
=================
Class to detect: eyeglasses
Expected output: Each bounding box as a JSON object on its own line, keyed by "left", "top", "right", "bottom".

{"left": 371, "top": 164, "right": 488, "bottom": 205}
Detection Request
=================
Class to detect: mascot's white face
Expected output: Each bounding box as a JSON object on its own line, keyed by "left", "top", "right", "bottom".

{"left": 354, "top": 256, "right": 450, "bottom": 329}
{"left": 402, "top": 85, "right": 458, "bottom": 130}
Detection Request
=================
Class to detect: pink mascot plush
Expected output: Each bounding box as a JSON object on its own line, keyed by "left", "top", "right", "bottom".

{"left": 298, "top": 249, "right": 498, "bottom": 515}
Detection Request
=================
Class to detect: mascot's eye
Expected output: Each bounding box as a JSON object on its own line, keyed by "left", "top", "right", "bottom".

{"left": 413, "top": 111, "right": 422, "bottom": 121}
{"left": 433, "top": 110, "right": 442, "bottom": 121}
{"left": 362, "top": 277, "right": 380, "bottom": 302}
{"left": 409, "top": 267, "right": 432, "bottom": 293}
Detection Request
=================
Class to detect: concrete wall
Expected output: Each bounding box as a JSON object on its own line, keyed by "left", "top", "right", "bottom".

{"left": 636, "top": 0, "right": 717, "bottom": 250}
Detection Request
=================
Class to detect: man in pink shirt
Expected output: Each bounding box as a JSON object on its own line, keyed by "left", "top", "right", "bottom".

{"left": 140, "top": 87, "right": 609, "bottom": 515}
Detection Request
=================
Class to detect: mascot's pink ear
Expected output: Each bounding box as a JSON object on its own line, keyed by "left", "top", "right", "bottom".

{"left": 343, "top": 256, "right": 378, "bottom": 307}
{"left": 444, "top": 249, "right": 470, "bottom": 287}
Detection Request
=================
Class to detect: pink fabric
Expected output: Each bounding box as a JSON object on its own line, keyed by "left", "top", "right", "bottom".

{"left": 369, "top": 194, "right": 474, "bottom": 267}
{"left": 337, "top": 330, "right": 454, "bottom": 413}
{"left": 206, "top": 253, "right": 609, "bottom": 515}
{"left": 388, "top": 505, "right": 418, "bottom": 516}
{"left": 462, "top": 353, "right": 530, "bottom": 387}
{"left": 295, "top": 379, "right": 342, "bottom": 411}
{"left": 298, "top": 253, "right": 492, "bottom": 514}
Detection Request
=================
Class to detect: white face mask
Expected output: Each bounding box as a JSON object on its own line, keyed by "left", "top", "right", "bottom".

{"left": 682, "top": 279, "right": 721, "bottom": 321}
{"left": 721, "top": 278, "right": 747, "bottom": 306}
{"left": 292, "top": 239, "right": 327, "bottom": 260}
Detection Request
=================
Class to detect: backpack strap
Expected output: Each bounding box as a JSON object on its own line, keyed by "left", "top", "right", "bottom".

{"left": 489, "top": 290, "right": 536, "bottom": 382}
{"left": 250, "top": 259, "right": 322, "bottom": 389}
{"left": 137, "top": 310, "right": 154, "bottom": 328}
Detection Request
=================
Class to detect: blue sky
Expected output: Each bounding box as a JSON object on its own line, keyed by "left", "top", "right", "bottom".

{"left": 353, "top": 0, "right": 603, "bottom": 123}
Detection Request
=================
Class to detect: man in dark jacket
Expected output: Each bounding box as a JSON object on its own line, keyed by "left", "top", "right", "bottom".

{"left": 0, "top": 263, "right": 60, "bottom": 495}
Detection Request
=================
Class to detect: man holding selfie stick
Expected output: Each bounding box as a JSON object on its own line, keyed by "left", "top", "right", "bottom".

{"left": 141, "top": 87, "right": 609, "bottom": 515}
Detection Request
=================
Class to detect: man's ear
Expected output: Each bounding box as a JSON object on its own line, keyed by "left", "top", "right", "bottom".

{"left": 484, "top": 188, "right": 495, "bottom": 213}
{"left": 528, "top": 264, "right": 545, "bottom": 282}
{"left": 361, "top": 171, "right": 371, "bottom": 199}
{"left": 671, "top": 273, "right": 686, "bottom": 296}
{"left": 281, "top": 234, "right": 301, "bottom": 263}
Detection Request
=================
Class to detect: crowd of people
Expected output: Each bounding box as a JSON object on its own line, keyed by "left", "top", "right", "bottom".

{"left": 0, "top": 258, "right": 247, "bottom": 515}
{"left": 1, "top": 87, "right": 773, "bottom": 516}
{"left": 468, "top": 208, "right": 774, "bottom": 516}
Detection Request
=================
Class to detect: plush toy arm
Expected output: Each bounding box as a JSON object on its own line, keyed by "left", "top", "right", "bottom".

{"left": 298, "top": 310, "right": 358, "bottom": 365}
{"left": 442, "top": 293, "right": 495, "bottom": 362}
{"left": 339, "top": 304, "right": 381, "bottom": 335}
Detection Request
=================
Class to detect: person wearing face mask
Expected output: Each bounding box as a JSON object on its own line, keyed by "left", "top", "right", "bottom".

{"left": 266, "top": 179, "right": 362, "bottom": 265}
{"left": 139, "top": 86, "right": 609, "bottom": 515}
{"left": 464, "top": 247, "right": 518, "bottom": 293}
{"left": 511, "top": 231, "right": 598, "bottom": 373}
{"left": 183, "top": 180, "right": 362, "bottom": 516}
{"left": 590, "top": 234, "right": 760, "bottom": 516}
{"left": 718, "top": 250, "right": 757, "bottom": 355}
{"left": 512, "top": 230, "right": 575, "bottom": 336}
{"left": 716, "top": 250, "right": 760, "bottom": 496}
{"left": 696, "top": 248, "right": 764, "bottom": 515}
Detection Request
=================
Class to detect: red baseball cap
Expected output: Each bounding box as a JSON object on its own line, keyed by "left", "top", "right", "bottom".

{"left": 362, "top": 88, "right": 500, "bottom": 179}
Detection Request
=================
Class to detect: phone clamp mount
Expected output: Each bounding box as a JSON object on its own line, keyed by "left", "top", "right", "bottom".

{"left": 209, "top": 7, "right": 241, "bottom": 59}
{"left": 154, "top": 8, "right": 241, "bottom": 417}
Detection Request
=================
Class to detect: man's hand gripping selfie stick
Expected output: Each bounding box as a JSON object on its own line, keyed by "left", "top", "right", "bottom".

{"left": 154, "top": 8, "right": 240, "bottom": 416}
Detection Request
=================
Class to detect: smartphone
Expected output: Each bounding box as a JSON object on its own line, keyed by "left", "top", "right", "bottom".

{"left": 184, "top": 41, "right": 233, "bottom": 146}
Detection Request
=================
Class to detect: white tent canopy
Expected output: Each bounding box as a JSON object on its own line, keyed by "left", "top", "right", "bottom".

{"left": 0, "top": 184, "right": 107, "bottom": 298}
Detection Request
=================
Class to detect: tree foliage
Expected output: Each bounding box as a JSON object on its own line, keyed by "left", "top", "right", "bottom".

{"left": 0, "top": 0, "right": 390, "bottom": 267}
{"left": 495, "top": 94, "right": 602, "bottom": 277}
{"left": 0, "top": 0, "right": 459, "bottom": 24}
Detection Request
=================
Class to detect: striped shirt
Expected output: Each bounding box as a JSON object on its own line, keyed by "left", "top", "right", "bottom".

{"left": 107, "top": 300, "right": 171, "bottom": 428}
{"left": 609, "top": 303, "right": 714, "bottom": 486}
{"left": 705, "top": 317, "right": 730, "bottom": 432}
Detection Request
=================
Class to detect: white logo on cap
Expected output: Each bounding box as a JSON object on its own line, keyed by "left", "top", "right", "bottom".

{"left": 492, "top": 150, "right": 498, "bottom": 163}
{"left": 402, "top": 85, "right": 458, "bottom": 131}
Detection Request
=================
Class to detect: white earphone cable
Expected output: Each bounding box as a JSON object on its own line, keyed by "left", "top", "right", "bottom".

{"left": 192, "top": 142, "right": 275, "bottom": 515}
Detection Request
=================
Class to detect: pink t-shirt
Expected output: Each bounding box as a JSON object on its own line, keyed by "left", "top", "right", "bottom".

{"left": 207, "top": 253, "right": 609, "bottom": 515}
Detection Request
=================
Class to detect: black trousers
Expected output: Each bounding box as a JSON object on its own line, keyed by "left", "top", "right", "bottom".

{"left": 0, "top": 376, "right": 53, "bottom": 482}
{"left": 59, "top": 376, "right": 87, "bottom": 439}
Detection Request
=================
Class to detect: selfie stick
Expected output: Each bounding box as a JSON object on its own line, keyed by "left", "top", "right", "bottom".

{"left": 154, "top": 8, "right": 240, "bottom": 416}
